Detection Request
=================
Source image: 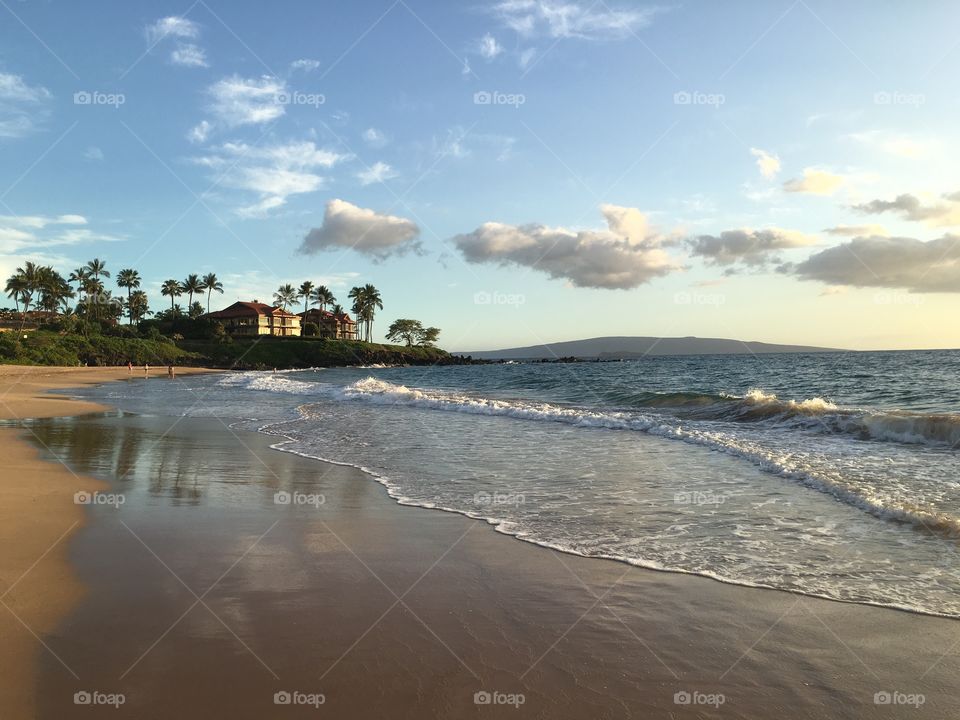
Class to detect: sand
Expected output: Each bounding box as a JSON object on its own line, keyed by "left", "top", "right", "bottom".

{"left": 0, "top": 366, "right": 219, "bottom": 719}
{"left": 1, "top": 366, "right": 958, "bottom": 718}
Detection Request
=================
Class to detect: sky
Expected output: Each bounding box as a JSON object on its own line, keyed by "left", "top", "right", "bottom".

{"left": 1, "top": 0, "right": 959, "bottom": 351}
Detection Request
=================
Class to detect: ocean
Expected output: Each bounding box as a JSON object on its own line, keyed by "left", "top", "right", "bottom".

{"left": 74, "top": 350, "right": 960, "bottom": 618}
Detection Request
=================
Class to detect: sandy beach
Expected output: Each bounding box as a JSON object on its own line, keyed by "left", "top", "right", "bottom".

{"left": 0, "top": 367, "right": 957, "bottom": 718}
{"left": 0, "top": 366, "right": 219, "bottom": 719}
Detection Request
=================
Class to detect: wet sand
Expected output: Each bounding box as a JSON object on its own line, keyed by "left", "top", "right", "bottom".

{"left": 11, "top": 405, "right": 959, "bottom": 719}
{"left": 0, "top": 366, "right": 218, "bottom": 718}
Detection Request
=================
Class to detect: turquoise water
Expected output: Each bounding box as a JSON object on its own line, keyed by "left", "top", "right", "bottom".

{"left": 79, "top": 350, "right": 960, "bottom": 617}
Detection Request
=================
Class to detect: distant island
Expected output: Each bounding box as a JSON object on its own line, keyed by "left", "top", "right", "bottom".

{"left": 457, "top": 336, "right": 843, "bottom": 360}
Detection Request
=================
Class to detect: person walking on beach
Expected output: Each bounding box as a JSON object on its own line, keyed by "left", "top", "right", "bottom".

{"left": 144, "top": 363, "right": 150, "bottom": 377}
{"left": 127, "top": 360, "right": 133, "bottom": 374}
{"left": 167, "top": 365, "right": 175, "bottom": 379}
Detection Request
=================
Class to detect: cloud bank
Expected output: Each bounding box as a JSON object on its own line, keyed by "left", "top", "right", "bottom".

{"left": 299, "top": 200, "right": 421, "bottom": 260}
{"left": 452, "top": 204, "right": 679, "bottom": 289}
{"left": 789, "top": 235, "right": 960, "bottom": 293}
{"left": 852, "top": 192, "right": 960, "bottom": 227}
{"left": 688, "top": 227, "right": 818, "bottom": 267}
{"left": 783, "top": 168, "right": 844, "bottom": 195}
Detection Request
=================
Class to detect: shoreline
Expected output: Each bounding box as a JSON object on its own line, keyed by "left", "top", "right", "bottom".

{"left": 0, "top": 366, "right": 220, "bottom": 719}
{"left": 3, "top": 366, "right": 958, "bottom": 718}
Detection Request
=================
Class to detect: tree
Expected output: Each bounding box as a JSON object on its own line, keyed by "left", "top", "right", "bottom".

{"left": 182, "top": 274, "right": 204, "bottom": 308}
{"left": 116, "top": 268, "right": 141, "bottom": 325}
{"left": 201, "top": 272, "right": 223, "bottom": 313}
{"left": 352, "top": 284, "right": 383, "bottom": 342}
{"left": 128, "top": 290, "right": 149, "bottom": 325}
{"left": 273, "top": 283, "right": 298, "bottom": 310}
{"left": 385, "top": 319, "right": 441, "bottom": 347}
{"left": 161, "top": 279, "right": 183, "bottom": 312}
{"left": 85, "top": 258, "right": 110, "bottom": 281}
{"left": 4, "top": 272, "right": 27, "bottom": 313}
{"left": 68, "top": 267, "right": 90, "bottom": 307}
{"left": 298, "top": 281, "right": 315, "bottom": 314}
{"left": 385, "top": 319, "right": 422, "bottom": 346}
{"left": 311, "top": 285, "right": 335, "bottom": 312}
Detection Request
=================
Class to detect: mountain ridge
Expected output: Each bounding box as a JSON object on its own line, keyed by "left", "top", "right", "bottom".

{"left": 456, "top": 336, "right": 844, "bottom": 360}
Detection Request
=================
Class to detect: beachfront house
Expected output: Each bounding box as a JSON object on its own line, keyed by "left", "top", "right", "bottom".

{"left": 205, "top": 301, "right": 301, "bottom": 337}
{"left": 298, "top": 308, "right": 358, "bottom": 340}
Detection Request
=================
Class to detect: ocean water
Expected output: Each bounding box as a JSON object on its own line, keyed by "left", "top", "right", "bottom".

{"left": 74, "top": 350, "right": 960, "bottom": 618}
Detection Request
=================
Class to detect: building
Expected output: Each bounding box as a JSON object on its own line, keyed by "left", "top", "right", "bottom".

{"left": 298, "top": 308, "right": 358, "bottom": 340}
{"left": 205, "top": 301, "right": 301, "bottom": 337}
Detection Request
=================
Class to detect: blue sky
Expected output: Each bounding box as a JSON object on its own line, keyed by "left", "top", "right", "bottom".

{"left": 1, "top": 0, "right": 959, "bottom": 350}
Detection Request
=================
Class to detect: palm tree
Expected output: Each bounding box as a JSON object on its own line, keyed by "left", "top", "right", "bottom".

{"left": 161, "top": 279, "right": 183, "bottom": 312}
{"left": 4, "top": 273, "right": 27, "bottom": 313}
{"left": 201, "top": 272, "right": 223, "bottom": 313}
{"left": 182, "top": 274, "right": 204, "bottom": 308}
{"left": 298, "top": 281, "right": 315, "bottom": 314}
{"left": 68, "top": 267, "right": 90, "bottom": 307}
{"left": 128, "top": 290, "right": 149, "bottom": 325}
{"left": 361, "top": 284, "right": 383, "bottom": 342}
{"left": 273, "top": 283, "right": 298, "bottom": 311}
{"left": 311, "top": 285, "right": 335, "bottom": 312}
{"left": 13, "top": 262, "right": 41, "bottom": 331}
{"left": 85, "top": 258, "right": 109, "bottom": 281}
{"left": 116, "top": 269, "right": 141, "bottom": 325}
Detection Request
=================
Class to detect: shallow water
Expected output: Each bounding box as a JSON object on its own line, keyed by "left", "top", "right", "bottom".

{"left": 73, "top": 350, "right": 960, "bottom": 617}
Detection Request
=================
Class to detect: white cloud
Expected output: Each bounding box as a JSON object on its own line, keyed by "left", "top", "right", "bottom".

{"left": 783, "top": 168, "right": 845, "bottom": 195}
{"left": 207, "top": 75, "right": 286, "bottom": 127}
{"left": 453, "top": 204, "right": 679, "bottom": 289}
{"left": 433, "top": 127, "right": 516, "bottom": 162}
{"left": 823, "top": 224, "right": 889, "bottom": 237}
{"left": 363, "top": 127, "right": 388, "bottom": 148}
{"left": 192, "top": 141, "right": 350, "bottom": 218}
{"left": 790, "top": 235, "right": 960, "bottom": 293}
{"left": 299, "top": 199, "right": 421, "bottom": 260}
{"left": 492, "top": 0, "right": 656, "bottom": 39}
{"left": 83, "top": 146, "right": 104, "bottom": 161}
{"left": 519, "top": 48, "right": 537, "bottom": 68}
{"left": 146, "top": 16, "right": 200, "bottom": 43}
{"left": 187, "top": 120, "right": 212, "bottom": 143}
{"left": 688, "top": 227, "right": 818, "bottom": 267}
{"left": 357, "top": 162, "right": 398, "bottom": 186}
{"left": 853, "top": 192, "right": 960, "bottom": 227}
{"left": 477, "top": 33, "right": 504, "bottom": 59}
{"left": 290, "top": 59, "right": 321, "bottom": 73}
{"left": 171, "top": 43, "right": 209, "bottom": 67}
{"left": 0, "top": 214, "right": 120, "bottom": 255}
{"left": 749, "top": 148, "right": 780, "bottom": 180}
{"left": 0, "top": 72, "right": 52, "bottom": 139}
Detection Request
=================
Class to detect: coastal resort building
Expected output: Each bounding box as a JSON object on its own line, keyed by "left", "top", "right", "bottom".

{"left": 298, "top": 308, "right": 358, "bottom": 340}
{"left": 204, "top": 301, "right": 301, "bottom": 337}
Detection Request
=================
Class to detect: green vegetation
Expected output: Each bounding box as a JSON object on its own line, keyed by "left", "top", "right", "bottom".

{"left": 179, "top": 337, "right": 455, "bottom": 370}
{"left": 3, "top": 258, "right": 454, "bottom": 369}
{"left": 0, "top": 324, "right": 195, "bottom": 367}
{"left": 385, "top": 319, "right": 440, "bottom": 346}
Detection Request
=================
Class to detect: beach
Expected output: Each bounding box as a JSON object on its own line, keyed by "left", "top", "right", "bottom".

{"left": 0, "top": 366, "right": 218, "bottom": 718}
{"left": 0, "top": 367, "right": 957, "bottom": 718}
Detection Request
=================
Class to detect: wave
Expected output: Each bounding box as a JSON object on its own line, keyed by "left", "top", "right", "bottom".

{"left": 335, "top": 378, "right": 960, "bottom": 538}
{"left": 680, "top": 388, "right": 960, "bottom": 448}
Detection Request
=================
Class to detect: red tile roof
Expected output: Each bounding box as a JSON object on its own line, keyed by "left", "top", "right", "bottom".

{"left": 206, "top": 301, "right": 299, "bottom": 319}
